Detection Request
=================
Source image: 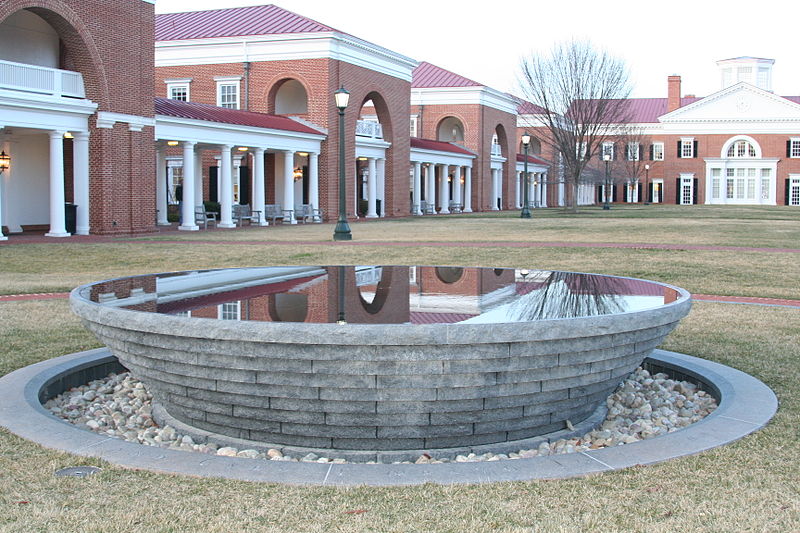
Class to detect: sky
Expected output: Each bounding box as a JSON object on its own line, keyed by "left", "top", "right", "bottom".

{"left": 154, "top": 0, "right": 800, "bottom": 99}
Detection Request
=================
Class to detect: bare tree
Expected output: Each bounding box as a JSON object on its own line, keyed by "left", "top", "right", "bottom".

{"left": 518, "top": 40, "right": 632, "bottom": 211}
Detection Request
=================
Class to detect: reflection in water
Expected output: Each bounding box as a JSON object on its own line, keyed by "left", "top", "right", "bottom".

{"left": 509, "top": 271, "right": 627, "bottom": 321}
{"left": 80, "top": 266, "right": 671, "bottom": 325}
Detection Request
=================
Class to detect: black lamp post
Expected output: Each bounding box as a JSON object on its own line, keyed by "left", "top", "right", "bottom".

{"left": 333, "top": 87, "right": 352, "bottom": 241}
{"left": 603, "top": 153, "right": 611, "bottom": 210}
{"left": 520, "top": 132, "right": 531, "bottom": 218}
{"left": 644, "top": 164, "right": 650, "bottom": 205}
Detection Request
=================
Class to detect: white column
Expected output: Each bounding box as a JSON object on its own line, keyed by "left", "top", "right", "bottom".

{"left": 282, "top": 150, "right": 296, "bottom": 224}
{"left": 412, "top": 161, "right": 422, "bottom": 215}
{"left": 491, "top": 168, "right": 499, "bottom": 211}
{"left": 439, "top": 164, "right": 450, "bottom": 214}
{"left": 179, "top": 141, "right": 198, "bottom": 231}
{"left": 376, "top": 157, "right": 386, "bottom": 217}
{"left": 253, "top": 148, "right": 267, "bottom": 225}
{"left": 464, "top": 166, "right": 472, "bottom": 212}
{"left": 218, "top": 145, "right": 235, "bottom": 228}
{"left": 0, "top": 145, "right": 7, "bottom": 240}
{"left": 309, "top": 152, "right": 319, "bottom": 221}
{"left": 515, "top": 171, "right": 522, "bottom": 208}
{"left": 452, "top": 166, "right": 462, "bottom": 206}
{"left": 194, "top": 150, "right": 203, "bottom": 208}
{"left": 156, "top": 147, "right": 169, "bottom": 225}
{"left": 72, "top": 132, "right": 90, "bottom": 235}
{"left": 426, "top": 164, "right": 436, "bottom": 212}
{"left": 45, "top": 131, "right": 69, "bottom": 237}
{"left": 559, "top": 177, "right": 565, "bottom": 207}
{"left": 541, "top": 173, "right": 548, "bottom": 207}
{"left": 366, "top": 157, "right": 378, "bottom": 218}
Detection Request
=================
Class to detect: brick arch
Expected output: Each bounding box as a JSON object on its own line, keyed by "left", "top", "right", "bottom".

{"left": 359, "top": 90, "right": 393, "bottom": 142}
{"left": 435, "top": 115, "right": 468, "bottom": 143}
{"left": 265, "top": 75, "right": 313, "bottom": 115}
{"left": 0, "top": 1, "right": 110, "bottom": 109}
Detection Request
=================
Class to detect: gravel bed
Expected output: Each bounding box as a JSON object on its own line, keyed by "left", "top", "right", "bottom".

{"left": 44, "top": 367, "right": 717, "bottom": 464}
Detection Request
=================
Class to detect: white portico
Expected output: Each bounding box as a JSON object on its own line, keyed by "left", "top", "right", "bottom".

{"left": 515, "top": 154, "right": 550, "bottom": 209}
{"left": 355, "top": 123, "right": 391, "bottom": 219}
{"left": 410, "top": 138, "right": 476, "bottom": 215}
{"left": 155, "top": 98, "right": 325, "bottom": 229}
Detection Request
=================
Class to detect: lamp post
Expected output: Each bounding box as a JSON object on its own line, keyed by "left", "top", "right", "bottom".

{"left": 644, "top": 164, "right": 650, "bottom": 205}
{"left": 520, "top": 132, "right": 531, "bottom": 218}
{"left": 603, "top": 153, "right": 611, "bottom": 210}
{"left": 333, "top": 87, "right": 352, "bottom": 241}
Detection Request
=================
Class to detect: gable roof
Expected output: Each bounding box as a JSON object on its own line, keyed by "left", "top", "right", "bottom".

{"left": 516, "top": 153, "right": 549, "bottom": 166}
{"left": 155, "top": 98, "right": 323, "bottom": 135}
{"left": 412, "top": 62, "right": 483, "bottom": 88}
{"left": 156, "top": 4, "right": 336, "bottom": 41}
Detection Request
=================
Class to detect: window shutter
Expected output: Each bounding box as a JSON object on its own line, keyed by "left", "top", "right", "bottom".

{"left": 693, "top": 140, "right": 698, "bottom": 158}
{"left": 612, "top": 184, "right": 618, "bottom": 202}
{"left": 693, "top": 178, "right": 698, "bottom": 204}
{"left": 658, "top": 185, "right": 663, "bottom": 203}
{"left": 676, "top": 178, "right": 681, "bottom": 204}
{"left": 209, "top": 166, "right": 219, "bottom": 203}
{"left": 239, "top": 166, "right": 250, "bottom": 206}
{"left": 787, "top": 178, "right": 791, "bottom": 206}
{"left": 613, "top": 144, "right": 617, "bottom": 161}
{"left": 597, "top": 185, "right": 603, "bottom": 204}
{"left": 648, "top": 183, "right": 653, "bottom": 203}
{"left": 639, "top": 145, "right": 644, "bottom": 161}
{"left": 649, "top": 144, "right": 654, "bottom": 160}
{"left": 788, "top": 140, "right": 793, "bottom": 158}
{"left": 677, "top": 141, "right": 682, "bottom": 158}
{"left": 638, "top": 185, "right": 643, "bottom": 202}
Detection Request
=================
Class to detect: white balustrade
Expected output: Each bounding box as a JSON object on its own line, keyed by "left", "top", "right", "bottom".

{"left": 355, "top": 120, "right": 383, "bottom": 139}
{"left": 0, "top": 59, "right": 85, "bottom": 99}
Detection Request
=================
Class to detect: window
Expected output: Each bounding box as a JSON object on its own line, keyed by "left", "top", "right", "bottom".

{"left": 410, "top": 116, "right": 418, "bottom": 138}
{"left": 727, "top": 140, "right": 756, "bottom": 158}
{"left": 790, "top": 177, "right": 800, "bottom": 206}
{"left": 626, "top": 142, "right": 640, "bottom": 161}
{"left": 165, "top": 78, "right": 191, "bottom": 101}
{"left": 219, "top": 301, "right": 240, "bottom": 321}
{"left": 651, "top": 142, "right": 664, "bottom": 161}
{"left": 680, "top": 139, "right": 695, "bottom": 158}
{"left": 601, "top": 142, "right": 614, "bottom": 160}
{"left": 711, "top": 168, "right": 721, "bottom": 199}
{"left": 576, "top": 142, "right": 587, "bottom": 160}
{"left": 789, "top": 139, "right": 800, "bottom": 158}
{"left": 215, "top": 77, "right": 241, "bottom": 109}
{"left": 681, "top": 176, "right": 694, "bottom": 205}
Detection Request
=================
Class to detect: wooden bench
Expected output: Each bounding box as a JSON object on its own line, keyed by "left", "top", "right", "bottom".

{"left": 448, "top": 201, "right": 463, "bottom": 213}
{"left": 194, "top": 205, "right": 218, "bottom": 229}
{"left": 232, "top": 204, "right": 261, "bottom": 226}
{"left": 265, "top": 204, "right": 292, "bottom": 224}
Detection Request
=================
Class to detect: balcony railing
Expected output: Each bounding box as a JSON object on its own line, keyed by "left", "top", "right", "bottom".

{"left": 356, "top": 120, "right": 383, "bottom": 139}
{"left": 0, "top": 59, "right": 86, "bottom": 99}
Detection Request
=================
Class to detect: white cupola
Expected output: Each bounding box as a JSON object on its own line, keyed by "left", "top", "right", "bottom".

{"left": 716, "top": 57, "right": 774, "bottom": 92}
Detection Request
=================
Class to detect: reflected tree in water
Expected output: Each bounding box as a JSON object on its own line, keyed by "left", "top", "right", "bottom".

{"left": 510, "top": 271, "right": 627, "bottom": 320}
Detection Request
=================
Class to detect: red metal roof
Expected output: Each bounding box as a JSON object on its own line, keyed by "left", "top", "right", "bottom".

{"left": 156, "top": 4, "right": 335, "bottom": 41}
{"left": 412, "top": 62, "right": 483, "bottom": 88}
{"left": 155, "top": 98, "right": 323, "bottom": 135}
{"left": 409, "top": 311, "right": 477, "bottom": 324}
{"left": 411, "top": 137, "right": 475, "bottom": 156}
{"left": 516, "top": 154, "right": 549, "bottom": 166}
{"left": 515, "top": 98, "right": 548, "bottom": 115}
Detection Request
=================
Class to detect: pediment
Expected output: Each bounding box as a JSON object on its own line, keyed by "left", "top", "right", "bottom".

{"left": 659, "top": 83, "right": 800, "bottom": 123}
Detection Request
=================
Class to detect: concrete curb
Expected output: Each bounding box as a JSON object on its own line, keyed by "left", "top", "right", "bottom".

{"left": 0, "top": 348, "right": 777, "bottom": 486}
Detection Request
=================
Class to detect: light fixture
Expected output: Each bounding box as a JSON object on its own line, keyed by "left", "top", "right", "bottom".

{"left": 357, "top": 157, "right": 367, "bottom": 161}
{"left": 334, "top": 86, "right": 350, "bottom": 111}
{"left": 521, "top": 132, "right": 531, "bottom": 147}
{"left": 293, "top": 167, "right": 303, "bottom": 181}
{"left": 64, "top": 132, "right": 74, "bottom": 139}
{"left": 0, "top": 151, "right": 10, "bottom": 173}
{"left": 298, "top": 152, "right": 309, "bottom": 157}
{"left": 237, "top": 146, "right": 249, "bottom": 152}
{"left": 167, "top": 140, "right": 179, "bottom": 146}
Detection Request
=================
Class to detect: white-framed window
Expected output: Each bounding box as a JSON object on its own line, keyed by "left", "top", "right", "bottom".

{"left": 680, "top": 138, "right": 695, "bottom": 158}
{"left": 601, "top": 142, "right": 614, "bottom": 160}
{"left": 727, "top": 140, "right": 757, "bottom": 158}
{"left": 215, "top": 77, "right": 241, "bottom": 109}
{"left": 166, "top": 158, "right": 183, "bottom": 204}
{"left": 626, "top": 142, "right": 640, "bottom": 161}
{"left": 576, "top": 142, "right": 587, "bottom": 160}
{"left": 789, "top": 138, "right": 800, "bottom": 158}
{"left": 165, "top": 78, "right": 191, "bottom": 101}
{"left": 410, "top": 116, "right": 418, "bottom": 138}
{"left": 651, "top": 142, "right": 664, "bottom": 161}
{"left": 711, "top": 168, "right": 721, "bottom": 199}
{"left": 789, "top": 176, "right": 800, "bottom": 206}
{"left": 219, "top": 301, "right": 241, "bottom": 321}
{"left": 680, "top": 175, "right": 694, "bottom": 205}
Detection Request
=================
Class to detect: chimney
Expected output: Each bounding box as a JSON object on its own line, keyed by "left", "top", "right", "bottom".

{"left": 667, "top": 75, "right": 682, "bottom": 112}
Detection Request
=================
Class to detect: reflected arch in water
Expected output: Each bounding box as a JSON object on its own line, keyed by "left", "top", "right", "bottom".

{"left": 269, "top": 293, "right": 309, "bottom": 322}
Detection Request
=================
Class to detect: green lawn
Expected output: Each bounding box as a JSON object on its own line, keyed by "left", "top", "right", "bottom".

{"left": 0, "top": 207, "right": 798, "bottom": 532}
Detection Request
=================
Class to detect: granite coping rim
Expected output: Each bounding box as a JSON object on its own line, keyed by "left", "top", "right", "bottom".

{"left": 69, "top": 268, "right": 692, "bottom": 346}
{"left": 0, "top": 347, "right": 777, "bottom": 486}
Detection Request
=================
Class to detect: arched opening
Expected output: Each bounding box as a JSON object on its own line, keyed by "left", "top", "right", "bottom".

{"left": 435, "top": 267, "right": 464, "bottom": 284}
{"left": 273, "top": 79, "right": 308, "bottom": 115}
{"left": 0, "top": 9, "right": 59, "bottom": 67}
{"left": 490, "top": 124, "right": 510, "bottom": 210}
{"left": 354, "top": 92, "right": 392, "bottom": 218}
{"left": 357, "top": 267, "right": 393, "bottom": 315}
{"left": 707, "top": 136, "right": 774, "bottom": 205}
{"left": 437, "top": 117, "right": 465, "bottom": 143}
{"left": 520, "top": 136, "right": 541, "bottom": 155}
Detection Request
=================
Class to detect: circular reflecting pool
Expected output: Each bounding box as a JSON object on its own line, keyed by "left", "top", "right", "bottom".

{"left": 71, "top": 266, "right": 691, "bottom": 460}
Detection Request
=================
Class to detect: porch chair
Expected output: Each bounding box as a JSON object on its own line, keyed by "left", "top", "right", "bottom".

{"left": 232, "top": 204, "right": 260, "bottom": 227}
{"left": 194, "top": 205, "right": 218, "bottom": 229}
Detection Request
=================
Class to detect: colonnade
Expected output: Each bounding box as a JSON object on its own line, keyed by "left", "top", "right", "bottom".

{"left": 156, "top": 144, "right": 319, "bottom": 230}
{"left": 514, "top": 170, "right": 549, "bottom": 209}
{"left": 410, "top": 161, "right": 472, "bottom": 215}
